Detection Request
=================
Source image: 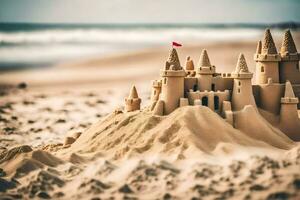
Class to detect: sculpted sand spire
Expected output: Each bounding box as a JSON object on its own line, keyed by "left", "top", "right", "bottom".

{"left": 198, "top": 49, "right": 211, "bottom": 67}
{"left": 279, "top": 29, "right": 300, "bottom": 84}
{"left": 283, "top": 81, "right": 296, "bottom": 99}
{"left": 256, "top": 40, "right": 262, "bottom": 54}
{"left": 231, "top": 53, "right": 256, "bottom": 111}
{"left": 254, "top": 29, "right": 280, "bottom": 84}
{"left": 167, "top": 48, "right": 181, "bottom": 70}
{"left": 262, "top": 29, "right": 278, "bottom": 55}
{"left": 234, "top": 53, "right": 249, "bottom": 73}
{"left": 124, "top": 85, "right": 141, "bottom": 112}
{"left": 280, "top": 30, "right": 297, "bottom": 54}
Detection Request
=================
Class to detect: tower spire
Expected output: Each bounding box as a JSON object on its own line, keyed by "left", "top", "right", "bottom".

{"left": 284, "top": 81, "right": 296, "bottom": 98}
{"left": 235, "top": 53, "right": 249, "bottom": 73}
{"left": 256, "top": 40, "right": 262, "bottom": 54}
{"left": 128, "top": 85, "right": 139, "bottom": 99}
{"left": 167, "top": 48, "right": 181, "bottom": 70}
{"left": 280, "top": 30, "right": 297, "bottom": 54}
{"left": 198, "top": 49, "right": 211, "bottom": 67}
{"left": 262, "top": 29, "right": 278, "bottom": 54}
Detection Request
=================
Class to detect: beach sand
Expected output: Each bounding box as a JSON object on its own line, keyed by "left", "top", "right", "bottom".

{"left": 0, "top": 35, "right": 300, "bottom": 199}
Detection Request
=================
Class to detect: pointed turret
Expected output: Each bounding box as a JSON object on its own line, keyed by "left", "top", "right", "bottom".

{"left": 254, "top": 29, "right": 280, "bottom": 84}
{"left": 128, "top": 85, "right": 139, "bottom": 99}
{"left": 256, "top": 40, "right": 262, "bottom": 54}
{"left": 284, "top": 81, "right": 296, "bottom": 98}
{"left": 125, "top": 85, "right": 141, "bottom": 112}
{"left": 280, "top": 30, "right": 297, "bottom": 55}
{"left": 281, "top": 81, "right": 298, "bottom": 104}
{"left": 166, "top": 48, "right": 181, "bottom": 70}
{"left": 196, "top": 49, "right": 215, "bottom": 76}
{"left": 160, "top": 48, "right": 185, "bottom": 114}
{"left": 231, "top": 54, "right": 256, "bottom": 111}
{"left": 262, "top": 29, "right": 278, "bottom": 54}
{"left": 279, "top": 80, "right": 300, "bottom": 141}
{"left": 185, "top": 56, "right": 194, "bottom": 70}
{"left": 198, "top": 49, "right": 211, "bottom": 67}
{"left": 278, "top": 29, "right": 300, "bottom": 84}
{"left": 234, "top": 54, "right": 250, "bottom": 74}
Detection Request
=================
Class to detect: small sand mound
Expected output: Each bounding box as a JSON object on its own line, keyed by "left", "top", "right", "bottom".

{"left": 0, "top": 146, "right": 64, "bottom": 178}
{"left": 67, "top": 106, "right": 294, "bottom": 159}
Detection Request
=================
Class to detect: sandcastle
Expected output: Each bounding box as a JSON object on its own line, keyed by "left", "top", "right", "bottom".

{"left": 124, "top": 29, "right": 300, "bottom": 141}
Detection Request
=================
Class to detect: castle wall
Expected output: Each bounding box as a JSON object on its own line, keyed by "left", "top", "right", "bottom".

{"left": 279, "top": 61, "right": 300, "bottom": 84}
{"left": 184, "top": 77, "right": 197, "bottom": 97}
{"left": 254, "top": 84, "right": 284, "bottom": 115}
{"left": 197, "top": 74, "right": 213, "bottom": 91}
{"left": 213, "top": 75, "right": 234, "bottom": 91}
{"left": 255, "top": 61, "right": 279, "bottom": 84}
{"left": 279, "top": 104, "right": 300, "bottom": 141}
{"left": 187, "top": 90, "right": 230, "bottom": 112}
{"left": 232, "top": 78, "right": 256, "bottom": 111}
{"left": 292, "top": 84, "right": 300, "bottom": 108}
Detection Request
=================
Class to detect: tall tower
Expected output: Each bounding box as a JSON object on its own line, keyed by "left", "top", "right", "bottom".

{"left": 196, "top": 49, "right": 215, "bottom": 91}
{"left": 125, "top": 85, "right": 141, "bottom": 112}
{"left": 254, "top": 29, "right": 280, "bottom": 84}
{"left": 231, "top": 54, "right": 257, "bottom": 111}
{"left": 279, "top": 81, "right": 300, "bottom": 141}
{"left": 160, "top": 48, "right": 185, "bottom": 114}
{"left": 279, "top": 30, "right": 300, "bottom": 84}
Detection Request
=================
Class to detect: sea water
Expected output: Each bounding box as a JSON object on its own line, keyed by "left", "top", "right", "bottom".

{"left": 0, "top": 23, "right": 293, "bottom": 70}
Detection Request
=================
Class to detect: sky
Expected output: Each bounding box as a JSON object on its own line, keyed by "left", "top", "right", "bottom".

{"left": 0, "top": 0, "right": 299, "bottom": 24}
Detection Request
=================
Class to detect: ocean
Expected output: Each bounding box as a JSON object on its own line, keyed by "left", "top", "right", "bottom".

{"left": 0, "top": 23, "right": 298, "bottom": 70}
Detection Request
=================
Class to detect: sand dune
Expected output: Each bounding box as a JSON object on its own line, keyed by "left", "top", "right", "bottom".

{"left": 64, "top": 106, "right": 294, "bottom": 161}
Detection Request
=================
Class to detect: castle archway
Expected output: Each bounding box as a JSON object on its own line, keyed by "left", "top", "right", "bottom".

{"left": 202, "top": 96, "right": 208, "bottom": 107}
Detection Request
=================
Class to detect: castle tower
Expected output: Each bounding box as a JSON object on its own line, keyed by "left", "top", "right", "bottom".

{"left": 196, "top": 49, "right": 216, "bottom": 91}
{"left": 160, "top": 48, "right": 185, "bottom": 114}
{"left": 231, "top": 54, "right": 257, "bottom": 111}
{"left": 279, "top": 81, "right": 300, "bottom": 140}
{"left": 254, "top": 29, "right": 280, "bottom": 84}
{"left": 279, "top": 30, "right": 300, "bottom": 84}
{"left": 185, "top": 56, "right": 195, "bottom": 77}
{"left": 125, "top": 85, "right": 141, "bottom": 112}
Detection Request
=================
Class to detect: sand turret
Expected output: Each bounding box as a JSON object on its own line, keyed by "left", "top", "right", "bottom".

{"left": 279, "top": 81, "right": 300, "bottom": 140}
{"left": 254, "top": 29, "right": 280, "bottom": 84}
{"left": 279, "top": 30, "right": 300, "bottom": 84}
{"left": 232, "top": 54, "right": 256, "bottom": 111}
{"left": 256, "top": 40, "right": 262, "bottom": 54}
{"left": 281, "top": 81, "right": 298, "bottom": 104}
{"left": 196, "top": 49, "right": 216, "bottom": 91}
{"left": 125, "top": 85, "right": 141, "bottom": 112}
{"left": 185, "top": 56, "right": 196, "bottom": 77}
{"left": 160, "top": 48, "right": 185, "bottom": 114}
{"left": 165, "top": 48, "right": 182, "bottom": 70}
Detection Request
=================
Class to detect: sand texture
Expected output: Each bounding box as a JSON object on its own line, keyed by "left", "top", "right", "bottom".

{"left": 1, "top": 38, "right": 300, "bottom": 199}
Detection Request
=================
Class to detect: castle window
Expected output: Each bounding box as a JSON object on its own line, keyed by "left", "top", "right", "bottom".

{"left": 211, "top": 84, "right": 215, "bottom": 91}
{"left": 238, "top": 81, "right": 241, "bottom": 86}
{"left": 261, "top": 66, "right": 264, "bottom": 72}
{"left": 238, "top": 88, "right": 241, "bottom": 93}
{"left": 154, "top": 90, "right": 156, "bottom": 95}
{"left": 193, "top": 84, "right": 198, "bottom": 91}
{"left": 297, "top": 63, "right": 299, "bottom": 70}
{"left": 164, "top": 78, "right": 167, "bottom": 84}
{"left": 214, "top": 96, "right": 219, "bottom": 110}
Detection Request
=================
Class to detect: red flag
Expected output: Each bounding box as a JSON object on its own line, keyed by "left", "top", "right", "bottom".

{"left": 172, "top": 41, "right": 182, "bottom": 47}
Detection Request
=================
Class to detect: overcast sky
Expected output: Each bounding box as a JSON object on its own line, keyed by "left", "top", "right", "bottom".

{"left": 0, "top": 0, "right": 299, "bottom": 24}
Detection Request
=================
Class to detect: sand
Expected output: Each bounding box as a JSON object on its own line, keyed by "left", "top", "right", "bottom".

{"left": 1, "top": 37, "right": 300, "bottom": 199}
